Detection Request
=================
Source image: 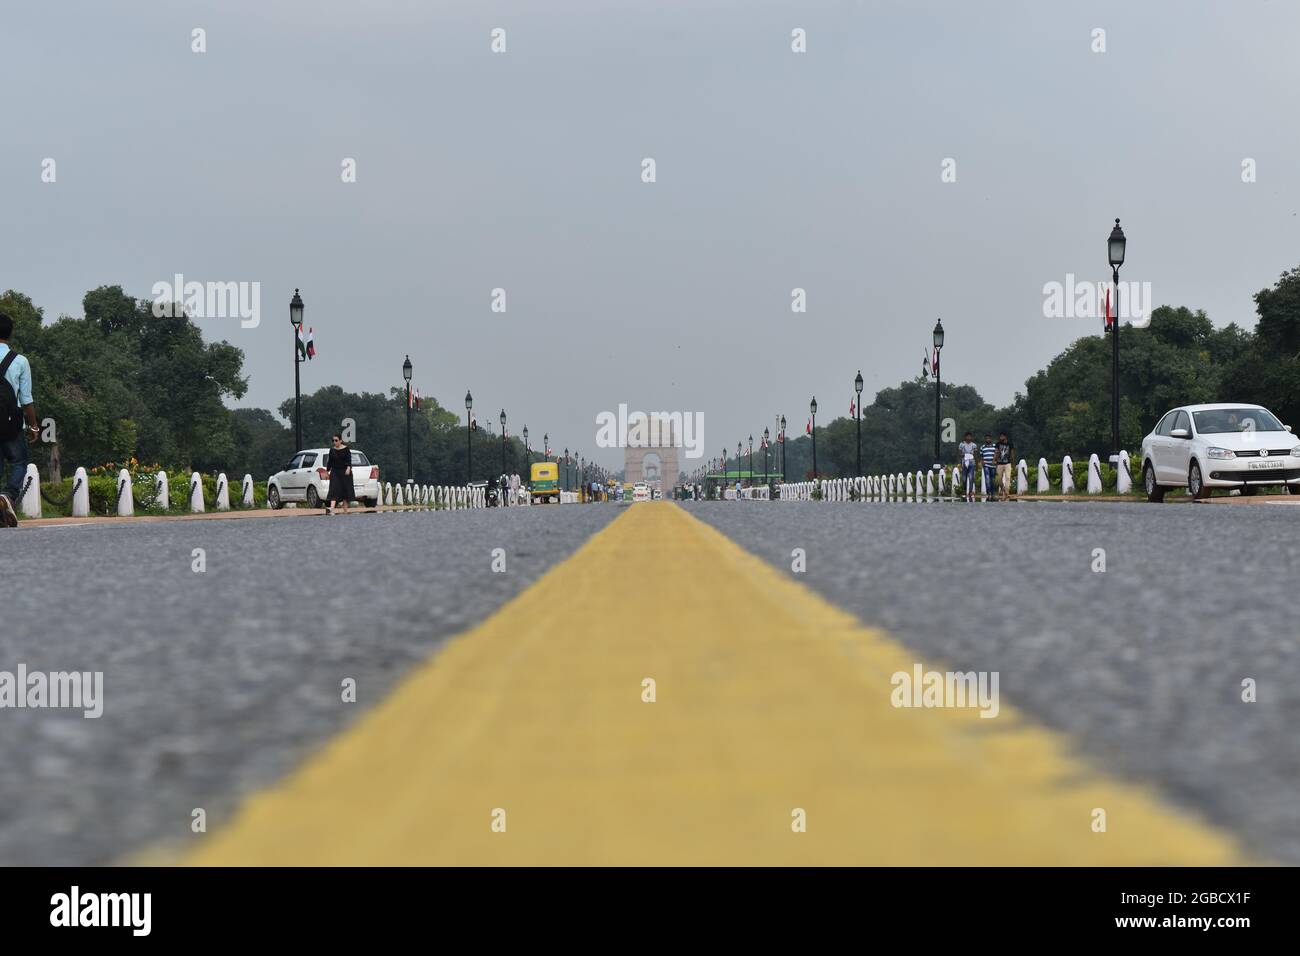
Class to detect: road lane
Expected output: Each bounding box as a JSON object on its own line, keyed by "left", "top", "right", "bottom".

{"left": 685, "top": 498, "right": 1300, "bottom": 863}
{"left": 0, "top": 505, "right": 617, "bottom": 865}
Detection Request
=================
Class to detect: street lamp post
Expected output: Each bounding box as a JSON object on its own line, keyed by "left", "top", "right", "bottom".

{"left": 465, "top": 390, "right": 473, "bottom": 484}
{"left": 289, "top": 290, "right": 304, "bottom": 452}
{"left": 748, "top": 435, "right": 754, "bottom": 487}
{"left": 564, "top": 448, "right": 569, "bottom": 492}
{"left": 779, "top": 414, "right": 786, "bottom": 485}
{"left": 543, "top": 433, "right": 549, "bottom": 461}
{"left": 810, "top": 397, "right": 818, "bottom": 480}
{"left": 854, "top": 369, "right": 864, "bottom": 477}
{"left": 763, "top": 426, "right": 770, "bottom": 486}
{"left": 522, "top": 425, "right": 529, "bottom": 474}
{"left": 737, "top": 440, "right": 742, "bottom": 498}
{"left": 403, "top": 355, "right": 413, "bottom": 484}
{"left": 933, "top": 319, "right": 945, "bottom": 467}
{"left": 1108, "top": 219, "right": 1127, "bottom": 460}
{"left": 499, "top": 409, "right": 507, "bottom": 483}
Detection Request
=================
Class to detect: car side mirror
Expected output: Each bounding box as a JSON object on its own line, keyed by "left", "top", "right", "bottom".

{"left": 1286, "top": 424, "right": 1293, "bottom": 433}
{"left": 1170, "top": 428, "right": 1190, "bottom": 439}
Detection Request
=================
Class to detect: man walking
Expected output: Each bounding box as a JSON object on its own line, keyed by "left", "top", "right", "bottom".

{"left": 995, "top": 431, "right": 1015, "bottom": 500}
{"left": 0, "top": 307, "right": 40, "bottom": 527}
{"left": 957, "top": 432, "right": 979, "bottom": 502}
{"left": 980, "top": 433, "right": 997, "bottom": 500}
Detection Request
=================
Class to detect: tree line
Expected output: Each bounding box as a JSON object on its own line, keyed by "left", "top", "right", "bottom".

{"left": 5, "top": 265, "right": 1299, "bottom": 485}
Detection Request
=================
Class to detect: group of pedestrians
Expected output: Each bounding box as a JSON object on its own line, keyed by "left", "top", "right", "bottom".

{"left": 956, "top": 431, "right": 1015, "bottom": 502}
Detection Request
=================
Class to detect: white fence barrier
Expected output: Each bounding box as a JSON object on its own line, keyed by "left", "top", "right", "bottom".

{"left": 117, "top": 468, "right": 134, "bottom": 517}
{"left": 21, "top": 463, "right": 40, "bottom": 518}
{"left": 216, "top": 473, "right": 231, "bottom": 511}
{"left": 72, "top": 467, "right": 90, "bottom": 517}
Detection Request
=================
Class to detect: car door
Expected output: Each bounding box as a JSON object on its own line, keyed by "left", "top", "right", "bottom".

{"left": 1148, "top": 412, "right": 1173, "bottom": 481}
{"left": 278, "top": 453, "right": 305, "bottom": 497}
{"left": 1166, "top": 410, "right": 1193, "bottom": 481}
{"left": 297, "top": 452, "right": 320, "bottom": 499}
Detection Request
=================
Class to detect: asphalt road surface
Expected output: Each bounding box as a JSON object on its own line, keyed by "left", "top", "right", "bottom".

{"left": 3, "top": 498, "right": 1298, "bottom": 864}
{"left": 684, "top": 498, "right": 1300, "bottom": 864}
{"left": 0, "top": 506, "right": 617, "bottom": 865}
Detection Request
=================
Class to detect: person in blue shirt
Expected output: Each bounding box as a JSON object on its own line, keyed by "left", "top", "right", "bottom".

{"left": 0, "top": 307, "right": 40, "bottom": 527}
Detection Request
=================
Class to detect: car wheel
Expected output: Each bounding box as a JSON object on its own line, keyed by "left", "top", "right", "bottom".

{"left": 268, "top": 486, "right": 282, "bottom": 510}
{"left": 366, "top": 497, "right": 379, "bottom": 509}
{"left": 306, "top": 486, "right": 321, "bottom": 509}
{"left": 1241, "top": 485, "right": 1258, "bottom": 497}
{"left": 1143, "top": 463, "right": 1164, "bottom": 503}
{"left": 1188, "top": 461, "right": 1210, "bottom": 500}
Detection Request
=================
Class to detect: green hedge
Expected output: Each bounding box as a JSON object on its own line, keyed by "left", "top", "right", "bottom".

{"left": 37, "top": 473, "right": 268, "bottom": 517}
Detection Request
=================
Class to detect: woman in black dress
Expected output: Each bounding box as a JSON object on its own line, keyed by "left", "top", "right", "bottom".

{"left": 325, "top": 434, "right": 354, "bottom": 515}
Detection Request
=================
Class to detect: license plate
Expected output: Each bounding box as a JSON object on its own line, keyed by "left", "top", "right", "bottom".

{"left": 1248, "top": 460, "right": 1282, "bottom": 471}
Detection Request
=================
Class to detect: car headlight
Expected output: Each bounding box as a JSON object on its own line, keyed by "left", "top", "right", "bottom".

{"left": 1292, "top": 446, "right": 1300, "bottom": 458}
{"left": 1206, "top": 446, "right": 1235, "bottom": 459}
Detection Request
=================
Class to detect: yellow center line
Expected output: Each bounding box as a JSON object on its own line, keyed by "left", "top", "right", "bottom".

{"left": 186, "top": 502, "right": 1243, "bottom": 865}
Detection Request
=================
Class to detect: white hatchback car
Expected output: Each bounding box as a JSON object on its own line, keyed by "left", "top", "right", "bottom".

{"left": 1140, "top": 403, "right": 1300, "bottom": 500}
{"left": 267, "top": 448, "right": 382, "bottom": 509}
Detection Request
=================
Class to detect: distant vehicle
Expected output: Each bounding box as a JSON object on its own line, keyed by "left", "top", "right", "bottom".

{"left": 1140, "top": 403, "right": 1300, "bottom": 501}
{"left": 651, "top": 488, "right": 662, "bottom": 500}
{"left": 267, "top": 448, "right": 381, "bottom": 509}
{"left": 530, "top": 461, "right": 560, "bottom": 503}
{"left": 632, "top": 483, "right": 651, "bottom": 502}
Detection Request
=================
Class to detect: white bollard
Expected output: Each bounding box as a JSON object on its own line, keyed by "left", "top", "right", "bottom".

{"left": 951, "top": 466, "right": 961, "bottom": 499}
{"left": 155, "top": 471, "right": 170, "bottom": 510}
{"left": 1086, "top": 454, "right": 1103, "bottom": 495}
{"left": 926, "top": 470, "right": 935, "bottom": 498}
{"left": 1037, "top": 458, "right": 1049, "bottom": 494}
{"left": 935, "top": 468, "right": 944, "bottom": 497}
{"left": 384, "top": 482, "right": 392, "bottom": 506}
{"left": 72, "top": 466, "right": 90, "bottom": 517}
{"left": 117, "top": 468, "right": 134, "bottom": 517}
{"left": 905, "top": 472, "right": 914, "bottom": 497}
{"left": 395, "top": 483, "right": 405, "bottom": 506}
{"left": 1116, "top": 450, "right": 1132, "bottom": 495}
{"left": 915, "top": 471, "right": 924, "bottom": 499}
{"left": 215, "top": 473, "right": 231, "bottom": 511}
{"left": 1061, "top": 456, "right": 1075, "bottom": 494}
{"left": 189, "top": 471, "right": 205, "bottom": 513}
{"left": 886, "top": 474, "right": 895, "bottom": 499}
{"left": 1016, "top": 459, "right": 1029, "bottom": 496}
{"left": 980, "top": 465, "right": 988, "bottom": 498}
{"left": 20, "top": 463, "right": 41, "bottom": 518}
{"left": 241, "top": 473, "right": 254, "bottom": 507}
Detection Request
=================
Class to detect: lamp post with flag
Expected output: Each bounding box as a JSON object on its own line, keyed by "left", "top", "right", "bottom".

{"left": 932, "top": 319, "right": 944, "bottom": 468}
{"left": 737, "top": 441, "right": 743, "bottom": 497}
{"left": 748, "top": 435, "right": 754, "bottom": 486}
{"left": 809, "top": 397, "right": 818, "bottom": 480}
{"left": 289, "top": 290, "right": 304, "bottom": 452}
{"left": 854, "top": 370, "right": 864, "bottom": 477}
{"left": 403, "top": 355, "right": 413, "bottom": 485}
{"left": 1108, "top": 219, "right": 1127, "bottom": 461}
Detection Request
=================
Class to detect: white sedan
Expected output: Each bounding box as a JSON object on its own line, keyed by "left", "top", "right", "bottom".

{"left": 267, "top": 447, "right": 382, "bottom": 509}
{"left": 1140, "top": 403, "right": 1300, "bottom": 500}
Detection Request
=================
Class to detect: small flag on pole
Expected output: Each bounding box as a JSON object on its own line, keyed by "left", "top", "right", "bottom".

{"left": 922, "top": 351, "right": 931, "bottom": 378}
{"left": 1104, "top": 286, "right": 1113, "bottom": 332}
{"left": 932, "top": 347, "right": 940, "bottom": 380}
{"left": 306, "top": 327, "right": 316, "bottom": 360}
{"left": 849, "top": 398, "right": 856, "bottom": 417}
{"left": 297, "top": 326, "right": 307, "bottom": 360}
{"left": 806, "top": 419, "right": 812, "bottom": 435}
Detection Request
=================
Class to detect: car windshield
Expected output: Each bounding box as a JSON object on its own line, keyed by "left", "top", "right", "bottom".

{"left": 1192, "top": 408, "right": 1284, "bottom": 434}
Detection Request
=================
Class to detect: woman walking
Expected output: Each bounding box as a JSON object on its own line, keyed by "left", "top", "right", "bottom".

{"left": 326, "top": 433, "right": 354, "bottom": 515}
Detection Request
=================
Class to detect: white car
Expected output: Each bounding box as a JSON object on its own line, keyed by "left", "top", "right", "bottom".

{"left": 632, "top": 482, "right": 651, "bottom": 502}
{"left": 1140, "top": 403, "right": 1300, "bottom": 500}
{"left": 267, "top": 447, "right": 382, "bottom": 509}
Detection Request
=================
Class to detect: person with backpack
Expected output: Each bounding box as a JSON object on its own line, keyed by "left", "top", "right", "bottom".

{"left": 0, "top": 307, "right": 40, "bottom": 528}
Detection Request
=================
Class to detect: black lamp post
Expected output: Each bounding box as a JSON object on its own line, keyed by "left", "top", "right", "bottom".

{"left": 854, "top": 369, "right": 864, "bottom": 477}
{"left": 933, "top": 319, "right": 944, "bottom": 467}
{"left": 1108, "top": 219, "right": 1127, "bottom": 459}
{"left": 810, "top": 397, "right": 818, "bottom": 480}
{"left": 748, "top": 435, "right": 754, "bottom": 485}
{"left": 522, "top": 425, "right": 529, "bottom": 474}
{"left": 564, "top": 447, "right": 569, "bottom": 491}
{"left": 465, "top": 390, "right": 473, "bottom": 484}
{"left": 403, "top": 355, "right": 413, "bottom": 484}
{"left": 543, "top": 433, "right": 549, "bottom": 461}
{"left": 289, "top": 290, "right": 304, "bottom": 452}
{"left": 736, "top": 440, "right": 742, "bottom": 495}
{"left": 763, "top": 426, "right": 770, "bottom": 486}
{"left": 499, "top": 409, "right": 507, "bottom": 480}
{"left": 779, "top": 414, "right": 786, "bottom": 483}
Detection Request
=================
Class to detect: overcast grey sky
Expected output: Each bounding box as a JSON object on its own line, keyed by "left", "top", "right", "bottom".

{"left": 5, "top": 0, "right": 1299, "bottom": 468}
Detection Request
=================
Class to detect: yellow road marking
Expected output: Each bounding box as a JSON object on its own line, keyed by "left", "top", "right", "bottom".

{"left": 188, "top": 502, "right": 1242, "bottom": 865}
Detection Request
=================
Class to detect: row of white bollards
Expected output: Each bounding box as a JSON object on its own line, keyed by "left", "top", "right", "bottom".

{"left": 377, "top": 481, "right": 491, "bottom": 510}
{"left": 776, "top": 451, "right": 1132, "bottom": 502}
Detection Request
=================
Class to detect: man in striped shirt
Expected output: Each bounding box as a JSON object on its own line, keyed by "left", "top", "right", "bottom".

{"left": 979, "top": 434, "right": 997, "bottom": 500}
